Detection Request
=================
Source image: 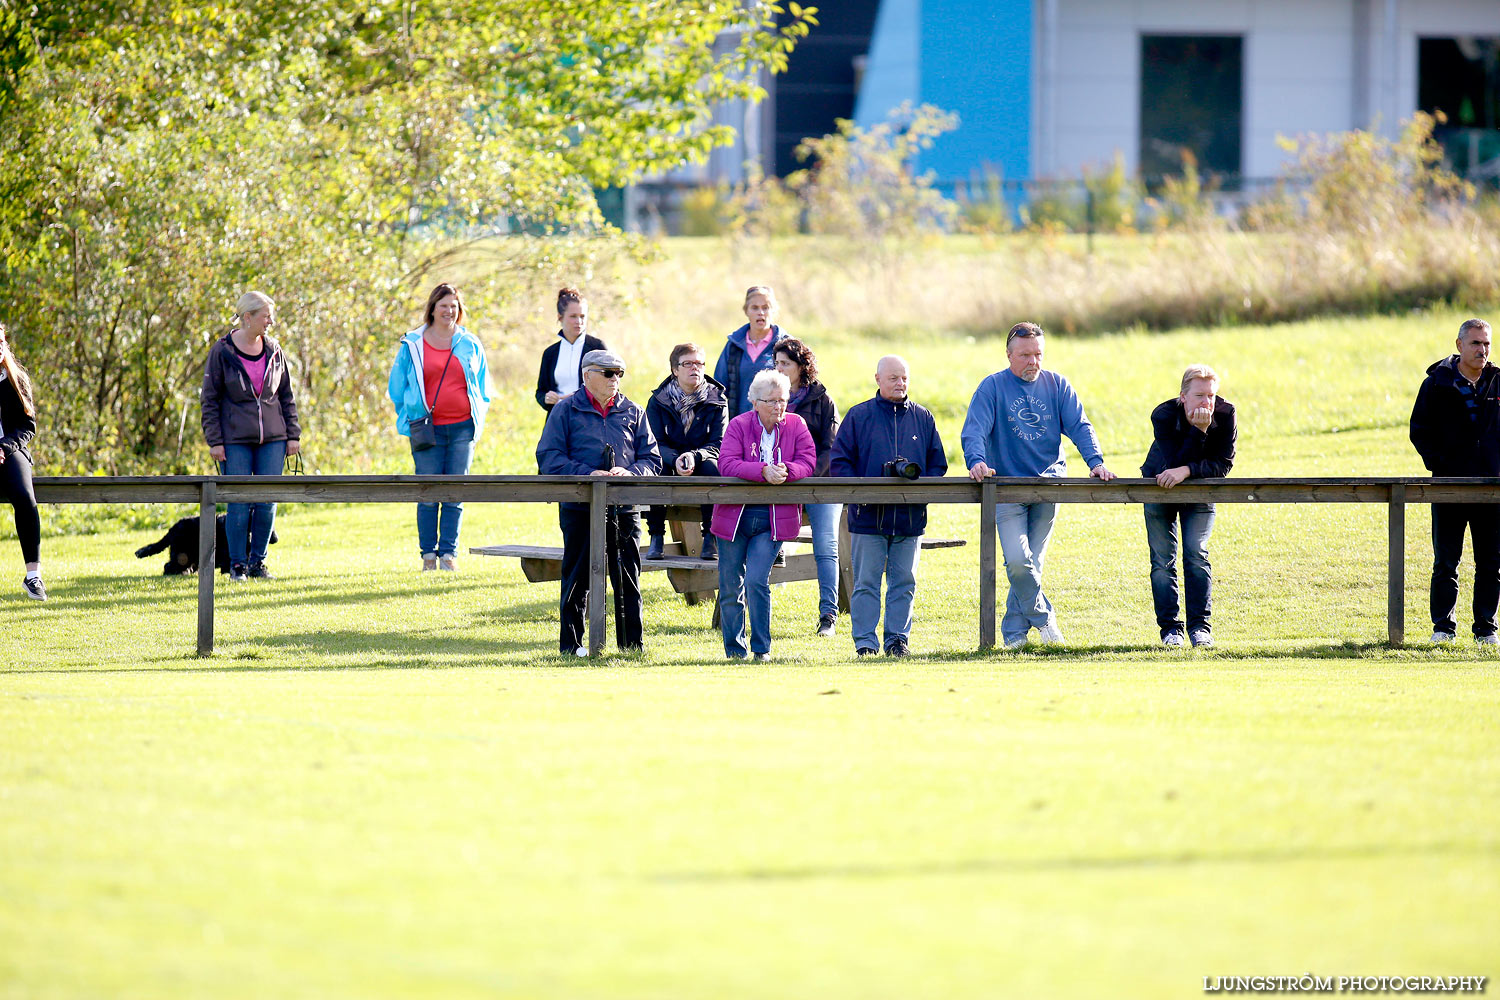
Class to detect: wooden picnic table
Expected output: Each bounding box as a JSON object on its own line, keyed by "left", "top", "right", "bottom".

{"left": 471, "top": 504, "right": 966, "bottom": 613}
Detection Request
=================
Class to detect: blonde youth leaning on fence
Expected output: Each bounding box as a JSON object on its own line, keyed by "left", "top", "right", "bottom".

{"left": 1140, "top": 365, "right": 1237, "bottom": 649}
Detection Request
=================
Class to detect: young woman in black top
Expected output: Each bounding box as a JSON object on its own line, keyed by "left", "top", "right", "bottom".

{"left": 0, "top": 323, "right": 44, "bottom": 600}
{"left": 774, "top": 338, "right": 840, "bottom": 635}
{"left": 535, "top": 287, "right": 606, "bottom": 412}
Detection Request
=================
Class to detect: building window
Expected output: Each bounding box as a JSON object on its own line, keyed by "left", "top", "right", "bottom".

{"left": 1419, "top": 37, "right": 1500, "bottom": 180}
{"left": 1139, "top": 34, "right": 1243, "bottom": 181}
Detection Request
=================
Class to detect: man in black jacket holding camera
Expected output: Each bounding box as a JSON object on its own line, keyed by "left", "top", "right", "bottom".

{"left": 1410, "top": 318, "right": 1500, "bottom": 646}
{"left": 830, "top": 355, "right": 948, "bottom": 657}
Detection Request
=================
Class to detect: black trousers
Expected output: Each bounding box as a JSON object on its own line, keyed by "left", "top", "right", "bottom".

{"left": 559, "top": 505, "right": 643, "bottom": 652}
{"left": 1430, "top": 502, "right": 1500, "bottom": 637}
{"left": 2, "top": 450, "right": 40, "bottom": 564}
{"left": 644, "top": 456, "right": 718, "bottom": 536}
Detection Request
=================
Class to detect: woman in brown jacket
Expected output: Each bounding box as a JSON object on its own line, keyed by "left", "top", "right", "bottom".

{"left": 200, "top": 291, "right": 301, "bottom": 582}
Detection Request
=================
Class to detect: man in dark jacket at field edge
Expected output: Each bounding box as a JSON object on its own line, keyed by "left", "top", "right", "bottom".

{"left": 643, "top": 342, "right": 728, "bottom": 562}
{"left": 537, "top": 350, "right": 661, "bottom": 656}
{"left": 1410, "top": 317, "right": 1500, "bottom": 646}
{"left": 830, "top": 355, "right": 948, "bottom": 657}
{"left": 1139, "top": 364, "right": 1236, "bottom": 649}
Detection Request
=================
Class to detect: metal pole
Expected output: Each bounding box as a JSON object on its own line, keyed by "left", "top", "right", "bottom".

{"left": 588, "top": 479, "right": 608, "bottom": 656}
{"left": 196, "top": 480, "right": 216, "bottom": 656}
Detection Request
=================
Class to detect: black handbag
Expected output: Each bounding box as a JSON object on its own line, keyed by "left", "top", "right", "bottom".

{"left": 409, "top": 347, "right": 455, "bottom": 452}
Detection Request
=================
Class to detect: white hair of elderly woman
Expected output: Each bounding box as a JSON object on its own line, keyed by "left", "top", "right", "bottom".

{"left": 747, "top": 369, "right": 791, "bottom": 402}
{"left": 235, "top": 291, "right": 275, "bottom": 317}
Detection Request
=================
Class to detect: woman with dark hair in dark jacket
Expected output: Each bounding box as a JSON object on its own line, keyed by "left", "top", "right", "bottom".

{"left": 0, "top": 323, "right": 44, "bottom": 600}
{"left": 201, "top": 291, "right": 301, "bottom": 583}
{"left": 536, "top": 287, "right": 607, "bottom": 412}
{"left": 775, "top": 338, "right": 841, "bottom": 635}
{"left": 643, "top": 342, "right": 729, "bottom": 561}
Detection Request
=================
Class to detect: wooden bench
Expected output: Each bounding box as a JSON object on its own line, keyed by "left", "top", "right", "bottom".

{"left": 472, "top": 505, "right": 965, "bottom": 615}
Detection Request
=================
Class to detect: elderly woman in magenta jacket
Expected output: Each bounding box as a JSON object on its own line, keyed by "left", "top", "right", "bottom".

{"left": 711, "top": 369, "right": 816, "bottom": 661}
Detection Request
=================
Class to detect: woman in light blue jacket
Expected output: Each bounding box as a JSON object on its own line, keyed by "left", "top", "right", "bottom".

{"left": 387, "top": 283, "right": 492, "bottom": 571}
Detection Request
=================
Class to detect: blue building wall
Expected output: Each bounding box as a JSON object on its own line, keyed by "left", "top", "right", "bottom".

{"left": 918, "top": 0, "right": 1032, "bottom": 185}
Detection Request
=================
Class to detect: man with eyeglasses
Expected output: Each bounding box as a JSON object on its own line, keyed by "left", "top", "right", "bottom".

{"left": 644, "top": 342, "right": 729, "bottom": 561}
{"left": 537, "top": 349, "right": 661, "bottom": 656}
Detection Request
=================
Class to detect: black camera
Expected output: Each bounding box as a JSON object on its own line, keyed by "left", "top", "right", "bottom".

{"left": 883, "top": 456, "right": 920, "bottom": 480}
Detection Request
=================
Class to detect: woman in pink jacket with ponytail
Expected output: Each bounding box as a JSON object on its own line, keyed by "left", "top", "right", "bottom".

{"left": 712, "top": 369, "right": 817, "bottom": 660}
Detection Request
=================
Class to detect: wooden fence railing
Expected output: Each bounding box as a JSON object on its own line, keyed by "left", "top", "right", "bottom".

{"left": 32, "top": 475, "right": 1500, "bottom": 657}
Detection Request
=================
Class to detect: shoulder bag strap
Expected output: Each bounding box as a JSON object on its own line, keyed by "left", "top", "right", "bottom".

{"left": 426, "top": 347, "right": 457, "bottom": 417}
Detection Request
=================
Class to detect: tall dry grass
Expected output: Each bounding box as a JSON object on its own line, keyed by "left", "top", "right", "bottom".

{"left": 599, "top": 113, "right": 1499, "bottom": 345}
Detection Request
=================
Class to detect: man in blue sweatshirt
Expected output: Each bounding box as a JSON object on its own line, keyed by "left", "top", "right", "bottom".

{"left": 831, "top": 355, "right": 948, "bottom": 657}
{"left": 961, "top": 323, "right": 1116, "bottom": 649}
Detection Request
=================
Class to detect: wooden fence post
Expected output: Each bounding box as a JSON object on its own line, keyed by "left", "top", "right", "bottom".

{"left": 1388, "top": 483, "right": 1405, "bottom": 646}
{"left": 979, "top": 479, "right": 997, "bottom": 649}
{"left": 196, "top": 480, "right": 216, "bottom": 657}
{"left": 588, "top": 479, "right": 608, "bottom": 657}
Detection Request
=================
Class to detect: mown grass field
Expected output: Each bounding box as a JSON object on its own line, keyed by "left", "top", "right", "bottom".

{"left": 2, "top": 303, "right": 1497, "bottom": 998}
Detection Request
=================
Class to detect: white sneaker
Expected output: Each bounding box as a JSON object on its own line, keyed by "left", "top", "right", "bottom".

{"left": 1430, "top": 630, "right": 1456, "bottom": 644}
{"left": 1003, "top": 635, "right": 1028, "bottom": 650}
{"left": 1036, "top": 622, "right": 1065, "bottom": 644}
{"left": 574, "top": 646, "right": 588, "bottom": 657}
{"left": 421, "top": 553, "right": 438, "bottom": 572}
{"left": 1189, "top": 630, "right": 1214, "bottom": 648}
{"left": 1477, "top": 634, "right": 1499, "bottom": 646}
{"left": 439, "top": 554, "right": 458, "bottom": 572}
{"left": 1162, "top": 632, "right": 1185, "bottom": 648}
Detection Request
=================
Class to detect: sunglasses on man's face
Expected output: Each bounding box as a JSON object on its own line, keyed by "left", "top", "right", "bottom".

{"left": 593, "top": 369, "right": 624, "bottom": 379}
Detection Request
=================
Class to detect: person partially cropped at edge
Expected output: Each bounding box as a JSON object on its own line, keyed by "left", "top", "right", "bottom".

{"left": 536, "top": 287, "right": 606, "bottom": 413}
{"left": 200, "top": 291, "right": 301, "bottom": 583}
{"left": 961, "top": 322, "right": 1115, "bottom": 649}
{"left": 714, "top": 285, "right": 787, "bottom": 419}
{"left": 536, "top": 349, "right": 661, "bottom": 656}
{"left": 1409, "top": 317, "right": 1500, "bottom": 646}
{"left": 1140, "top": 364, "right": 1236, "bottom": 649}
{"left": 387, "top": 282, "right": 493, "bottom": 571}
{"left": 0, "top": 323, "right": 44, "bottom": 600}
{"left": 830, "top": 355, "right": 947, "bottom": 657}
{"left": 711, "top": 370, "right": 817, "bottom": 661}
{"left": 644, "top": 342, "right": 728, "bottom": 562}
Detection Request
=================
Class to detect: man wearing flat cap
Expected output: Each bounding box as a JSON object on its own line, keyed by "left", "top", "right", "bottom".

{"left": 537, "top": 349, "right": 661, "bottom": 655}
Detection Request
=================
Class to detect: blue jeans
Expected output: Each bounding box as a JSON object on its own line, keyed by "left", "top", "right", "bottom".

{"left": 997, "top": 501, "right": 1057, "bottom": 644}
{"left": 806, "top": 502, "right": 842, "bottom": 618}
{"left": 718, "top": 505, "right": 782, "bottom": 657}
{"left": 1144, "top": 503, "right": 1216, "bottom": 637}
{"left": 219, "top": 440, "right": 287, "bottom": 567}
{"left": 848, "top": 532, "right": 920, "bottom": 651}
{"left": 411, "top": 418, "right": 476, "bottom": 557}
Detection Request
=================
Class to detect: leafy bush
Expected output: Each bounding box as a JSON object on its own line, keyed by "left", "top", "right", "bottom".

{"left": 786, "top": 103, "right": 958, "bottom": 244}
{"left": 1082, "top": 153, "right": 1140, "bottom": 233}
{"left": 955, "top": 165, "right": 1014, "bottom": 235}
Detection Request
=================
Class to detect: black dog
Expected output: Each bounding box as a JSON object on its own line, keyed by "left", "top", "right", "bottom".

{"left": 135, "top": 514, "right": 278, "bottom": 575}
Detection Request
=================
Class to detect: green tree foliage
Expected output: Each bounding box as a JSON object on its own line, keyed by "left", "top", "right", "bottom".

{"left": 0, "top": 0, "right": 816, "bottom": 472}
